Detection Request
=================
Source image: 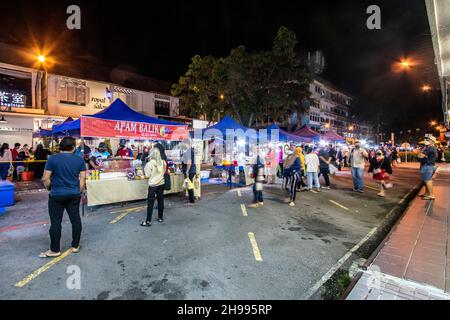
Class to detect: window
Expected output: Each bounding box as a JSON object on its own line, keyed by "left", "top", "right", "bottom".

{"left": 57, "top": 77, "right": 89, "bottom": 106}
{"left": 155, "top": 100, "right": 170, "bottom": 116}
{"left": 0, "top": 68, "right": 32, "bottom": 108}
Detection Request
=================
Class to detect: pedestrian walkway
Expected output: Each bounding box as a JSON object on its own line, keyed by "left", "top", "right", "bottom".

{"left": 347, "top": 164, "right": 450, "bottom": 300}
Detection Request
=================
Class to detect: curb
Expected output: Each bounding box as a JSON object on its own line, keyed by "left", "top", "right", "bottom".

{"left": 339, "top": 182, "right": 423, "bottom": 299}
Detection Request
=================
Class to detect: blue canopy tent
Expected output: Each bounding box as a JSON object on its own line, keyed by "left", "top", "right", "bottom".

{"left": 191, "top": 115, "right": 258, "bottom": 141}
{"left": 52, "top": 118, "right": 81, "bottom": 136}
{"left": 266, "top": 124, "right": 312, "bottom": 143}
{"left": 52, "top": 99, "right": 187, "bottom": 139}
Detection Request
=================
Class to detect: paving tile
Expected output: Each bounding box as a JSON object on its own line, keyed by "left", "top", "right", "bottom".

{"left": 405, "top": 269, "right": 445, "bottom": 290}
{"left": 407, "top": 259, "right": 445, "bottom": 276}
{"left": 374, "top": 260, "right": 405, "bottom": 278}
{"left": 375, "top": 252, "right": 409, "bottom": 266}
{"left": 381, "top": 247, "right": 411, "bottom": 259}
{"left": 379, "top": 292, "right": 397, "bottom": 300}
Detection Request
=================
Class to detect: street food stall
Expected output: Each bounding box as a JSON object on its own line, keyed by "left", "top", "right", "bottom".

{"left": 52, "top": 99, "right": 189, "bottom": 206}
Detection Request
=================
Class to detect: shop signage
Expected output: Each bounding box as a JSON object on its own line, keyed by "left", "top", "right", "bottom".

{"left": 0, "top": 91, "right": 26, "bottom": 108}
{"left": 80, "top": 117, "right": 188, "bottom": 140}
{"left": 0, "top": 126, "right": 33, "bottom": 132}
{"left": 91, "top": 97, "right": 108, "bottom": 109}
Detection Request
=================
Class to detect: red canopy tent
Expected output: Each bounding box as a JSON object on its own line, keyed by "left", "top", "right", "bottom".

{"left": 321, "top": 130, "right": 345, "bottom": 142}
{"left": 292, "top": 125, "right": 321, "bottom": 142}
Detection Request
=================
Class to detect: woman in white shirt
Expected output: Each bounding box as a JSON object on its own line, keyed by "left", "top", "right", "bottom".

{"left": 141, "top": 146, "right": 167, "bottom": 227}
{"left": 0, "top": 143, "right": 12, "bottom": 180}
{"left": 304, "top": 147, "right": 321, "bottom": 192}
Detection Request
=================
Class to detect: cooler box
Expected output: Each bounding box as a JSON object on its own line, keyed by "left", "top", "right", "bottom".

{"left": 0, "top": 180, "right": 15, "bottom": 207}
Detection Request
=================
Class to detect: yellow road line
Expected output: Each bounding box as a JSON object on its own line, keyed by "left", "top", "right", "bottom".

{"left": 110, "top": 206, "right": 146, "bottom": 214}
{"left": 329, "top": 199, "right": 349, "bottom": 211}
{"left": 240, "top": 204, "right": 248, "bottom": 217}
{"left": 237, "top": 190, "right": 242, "bottom": 197}
{"left": 110, "top": 211, "right": 133, "bottom": 224}
{"left": 15, "top": 249, "right": 73, "bottom": 288}
{"left": 248, "top": 232, "right": 263, "bottom": 261}
{"left": 365, "top": 185, "right": 379, "bottom": 191}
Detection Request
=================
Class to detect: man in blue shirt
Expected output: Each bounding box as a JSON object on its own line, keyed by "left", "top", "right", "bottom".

{"left": 181, "top": 143, "right": 197, "bottom": 205}
{"left": 418, "top": 135, "right": 438, "bottom": 201}
{"left": 40, "top": 137, "right": 86, "bottom": 258}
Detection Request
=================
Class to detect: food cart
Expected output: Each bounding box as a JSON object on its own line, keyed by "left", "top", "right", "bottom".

{"left": 52, "top": 99, "right": 189, "bottom": 206}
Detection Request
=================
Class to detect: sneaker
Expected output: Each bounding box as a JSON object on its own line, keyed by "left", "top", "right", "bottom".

{"left": 289, "top": 202, "right": 295, "bottom": 207}
{"left": 157, "top": 218, "right": 164, "bottom": 223}
{"left": 258, "top": 202, "right": 264, "bottom": 206}
{"left": 185, "top": 202, "right": 195, "bottom": 206}
{"left": 71, "top": 246, "right": 81, "bottom": 253}
{"left": 315, "top": 189, "right": 321, "bottom": 192}
{"left": 357, "top": 189, "right": 364, "bottom": 193}
{"left": 322, "top": 186, "right": 330, "bottom": 190}
{"left": 248, "top": 203, "right": 260, "bottom": 208}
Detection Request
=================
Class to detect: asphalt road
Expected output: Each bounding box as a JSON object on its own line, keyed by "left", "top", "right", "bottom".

{"left": 0, "top": 164, "right": 422, "bottom": 300}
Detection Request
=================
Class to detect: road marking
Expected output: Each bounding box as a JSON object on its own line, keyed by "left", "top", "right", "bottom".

{"left": 110, "top": 211, "right": 133, "bottom": 224}
{"left": 110, "top": 205, "right": 145, "bottom": 214}
{"left": 306, "top": 181, "right": 423, "bottom": 299}
{"left": 248, "top": 232, "right": 263, "bottom": 261}
{"left": 237, "top": 190, "right": 242, "bottom": 197}
{"left": 240, "top": 204, "right": 248, "bottom": 217}
{"left": 305, "top": 226, "right": 377, "bottom": 299}
{"left": 0, "top": 220, "right": 49, "bottom": 234}
{"left": 365, "top": 185, "right": 379, "bottom": 191}
{"left": 14, "top": 249, "right": 73, "bottom": 288}
{"left": 329, "top": 200, "right": 349, "bottom": 211}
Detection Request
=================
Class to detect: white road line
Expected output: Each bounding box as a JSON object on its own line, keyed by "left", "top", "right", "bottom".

{"left": 241, "top": 204, "right": 248, "bottom": 217}
{"left": 306, "top": 182, "right": 422, "bottom": 299}
{"left": 305, "top": 226, "right": 378, "bottom": 299}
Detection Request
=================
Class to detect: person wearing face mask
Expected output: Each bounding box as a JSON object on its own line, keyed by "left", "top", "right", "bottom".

{"left": 417, "top": 136, "right": 438, "bottom": 200}
{"left": 368, "top": 150, "right": 393, "bottom": 197}
{"left": 283, "top": 144, "right": 301, "bottom": 206}
{"left": 350, "top": 140, "right": 369, "bottom": 193}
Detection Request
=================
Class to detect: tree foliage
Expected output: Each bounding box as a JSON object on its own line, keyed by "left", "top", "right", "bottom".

{"left": 172, "top": 26, "right": 311, "bottom": 127}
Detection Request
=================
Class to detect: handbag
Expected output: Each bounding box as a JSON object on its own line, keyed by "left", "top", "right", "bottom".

{"left": 163, "top": 161, "right": 171, "bottom": 191}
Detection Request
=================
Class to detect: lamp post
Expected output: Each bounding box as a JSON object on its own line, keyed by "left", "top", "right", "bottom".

{"left": 36, "top": 54, "right": 48, "bottom": 111}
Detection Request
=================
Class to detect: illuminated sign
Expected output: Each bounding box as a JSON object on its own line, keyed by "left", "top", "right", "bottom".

{"left": 0, "top": 91, "right": 27, "bottom": 108}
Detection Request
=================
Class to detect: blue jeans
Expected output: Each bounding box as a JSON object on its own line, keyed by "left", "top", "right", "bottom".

{"left": 0, "top": 163, "right": 10, "bottom": 180}
{"left": 351, "top": 167, "right": 364, "bottom": 191}
{"left": 306, "top": 172, "right": 320, "bottom": 190}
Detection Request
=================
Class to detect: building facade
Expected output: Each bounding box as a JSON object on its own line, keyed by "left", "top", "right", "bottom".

{"left": 0, "top": 58, "right": 180, "bottom": 147}
{"left": 301, "top": 77, "right": 373, "bottom": 142}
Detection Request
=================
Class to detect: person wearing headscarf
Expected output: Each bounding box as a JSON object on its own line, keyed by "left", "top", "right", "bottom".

{"left": 141, "top": 146, "right": 167, "bottom": 227}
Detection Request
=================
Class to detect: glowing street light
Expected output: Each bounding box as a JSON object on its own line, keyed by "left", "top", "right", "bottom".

{"left": 393, "top": 57, "right": 416, "bottom": 73}
{"left": 348, "top": 125, "right": 354, "bottom": 131}
{"left": 430, "top": 120, "right": 437, "bottom": 126}
{"left": 421, "top": 84, "right": 431, "bottom": 92}
{"left": 219, "top": 93, "right": 225, "bottom": 101}
{"left": 37, "top": 55, "right": 46, "bottom": 63}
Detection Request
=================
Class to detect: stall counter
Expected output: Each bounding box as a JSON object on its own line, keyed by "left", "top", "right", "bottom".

{"left": 86, "top": 173, "right": 185, "bottom": 207}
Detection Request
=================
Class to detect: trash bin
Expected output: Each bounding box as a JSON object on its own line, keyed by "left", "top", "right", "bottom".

{"left": 0, "top": 180, "right": 14, "bottom": 215}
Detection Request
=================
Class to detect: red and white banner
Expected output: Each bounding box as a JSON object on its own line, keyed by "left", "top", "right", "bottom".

{"left": 80, "top": 117, "right": 188, "bottom": 140}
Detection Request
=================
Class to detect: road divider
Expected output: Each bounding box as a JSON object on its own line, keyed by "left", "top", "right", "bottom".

{"left": 248, "top": 232, "right": 263, "bottom": 261}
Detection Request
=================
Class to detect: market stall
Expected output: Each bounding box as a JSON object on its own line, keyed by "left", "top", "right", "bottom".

{"left": 52, "top": 99, "right": 189, "bottom": 206}
{"left": 292, "top": 125, "right": 321, "bottom": 142}
{"left": 321, "top": 130, "right": 346, "bottom": 143}
{"left": 192, "top": 115, "right": 258, "bottom": 187}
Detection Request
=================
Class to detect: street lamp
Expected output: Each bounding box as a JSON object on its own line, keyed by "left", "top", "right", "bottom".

{"left": 36, "top": 53, "right": 48, "bottom": 111}
{"left": 421, "top": 84, "right": 431, "bottom": 92}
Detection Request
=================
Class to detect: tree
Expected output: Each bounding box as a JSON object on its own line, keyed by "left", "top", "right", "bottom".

{"left": 171, "top": 26, "right": 311, "bottom": 127}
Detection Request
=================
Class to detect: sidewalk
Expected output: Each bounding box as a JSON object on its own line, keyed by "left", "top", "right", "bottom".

{"left": 346, "top": 164, "right": 450, "bottom": 300}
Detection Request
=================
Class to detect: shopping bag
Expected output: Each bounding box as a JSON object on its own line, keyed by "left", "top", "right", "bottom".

{"left": 329, "top": 164, "right": 337, "bottom": 175}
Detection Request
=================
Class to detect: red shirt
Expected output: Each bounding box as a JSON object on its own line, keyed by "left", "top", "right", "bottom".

{"left": 117, "top": 148, "right": 131, "bottom": 157}
{"left": 10, "top": 148, "right": 19, "bottom": 161}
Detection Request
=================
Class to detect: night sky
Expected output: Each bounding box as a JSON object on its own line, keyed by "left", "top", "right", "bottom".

{"left": 0, "top": 0, "right": 442, "bottom": 133}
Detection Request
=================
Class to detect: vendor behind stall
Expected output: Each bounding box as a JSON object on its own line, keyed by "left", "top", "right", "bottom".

{"left": 116, "top": 139, "right": 134, "bottom": 158}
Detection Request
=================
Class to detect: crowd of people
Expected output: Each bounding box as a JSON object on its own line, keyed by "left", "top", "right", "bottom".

{"left": 249, "top": 136, "right": 442, "bottom": 208}
{"left": 0, "top": 133, "right": 444, "bottom": 259}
